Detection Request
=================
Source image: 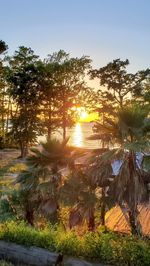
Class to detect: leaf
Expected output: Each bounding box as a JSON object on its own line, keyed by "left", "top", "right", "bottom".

{"left": 69, "top": 208, "right": 83, "bottom": 228}
{"left": 40, "top": 198, "right": 58, "bottom": 215}
{"left": 125, "top": 140, "right": 150, "bottom": 152}
{"left": 142, "top": 155, "right": 150, "bottom": 173}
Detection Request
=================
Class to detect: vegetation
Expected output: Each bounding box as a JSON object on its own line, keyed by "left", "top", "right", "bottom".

{"left": 87, "top": 105, "right": 150, "bottom": 235}
{"left": 0, "top": 221, "right": 149, "bottom": 265}
{"left": 0, "top": 39, "right": 150, "bottom": 265}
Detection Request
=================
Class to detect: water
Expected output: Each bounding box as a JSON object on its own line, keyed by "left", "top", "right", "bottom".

{"left": 66, "top": 122, "right": 101, "bottom": 149}
{"left": 38, "top": 122, "right": 101, "bottom": 149}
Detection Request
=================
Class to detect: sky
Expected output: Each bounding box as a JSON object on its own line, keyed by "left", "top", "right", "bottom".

{"left": 1, "top": 0, "right": 150, "bottom": 75}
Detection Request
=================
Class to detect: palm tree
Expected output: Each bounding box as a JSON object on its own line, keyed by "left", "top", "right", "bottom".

{"left": 17, "top": 139, "right": 85, "bottom": 225}
{"left": 86, "top": 150, "right": 115, "bottom": 228}
{"left": 61, "top": 168, "right": 98, "bottom": 231}
{"left": 16, "top": 167, "right": 42, "bottom": 225}
{"left": 87, "top": 105, "right": 150, "bottom": 235}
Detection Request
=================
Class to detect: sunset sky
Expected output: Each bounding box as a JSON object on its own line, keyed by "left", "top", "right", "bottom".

{"left": 1, "top": 0, "right": 150, "bottom": 76}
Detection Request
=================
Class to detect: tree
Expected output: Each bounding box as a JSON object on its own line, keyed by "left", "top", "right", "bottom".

{"left": 85, "top": 148, "right": 114, "bottom": 228}
{"left": 61, "top": 168, "right": 98, "bottom": 231}
{"left": 38, "top": 60, "right": 62, "bottom": 140}
{"left": 7, "top": 47, "right": 43, "bottom": 157}
{"left": 87, "top": 105, "right": 150, "bottom": 235}
{"left": 134, "top": 78, "right": 150, "bottom": 108}
{"left": 0, "top": 41, "right": 9, "bottom": 147}
{"left": 0, "top": 40, "right": 8, "bottom": 54}
{"left": 17, "top": 139, "right": 82, "bottom": 224}
{"left": 45, "top": 50, "right": 91, "bottom": 140}
{"left": 90, "top": 59, "right": 150, "bottom": 114}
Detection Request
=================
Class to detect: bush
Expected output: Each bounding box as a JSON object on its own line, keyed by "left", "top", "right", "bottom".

{"left": 0, "top": 221, "right": 149, "bottom": 266}
{"left": 55, "top": 229, "right": 82, "bottom": 256}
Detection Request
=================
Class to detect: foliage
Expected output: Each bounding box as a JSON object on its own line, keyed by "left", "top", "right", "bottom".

{"left": 90, "top": 59, "right": 150, "bottom": 110}
{"left": 87, "top": 105, "right": 150, "bottom": 235}
{"left": 0, "top": 41, "right": 10, "bottom": 148}
{"left": 6, "top": 47, "right": 44, "bottom": 157}
{"left": 0, "top": 221, "right": 149, "bottom": 265}
{"left": 44, "top": 50, "right": 91, "bottom": 140}
{"left": 0, "top": 41, "right": 8, "bottom": 55}
{"left": 0, "top": 198, "right": 16, "bottom": 222}
{"left": 16, "top": 139, "right": 84, "bottom": 225}
{"left": 61, "top": 169, "right": 98, "bottom": 231}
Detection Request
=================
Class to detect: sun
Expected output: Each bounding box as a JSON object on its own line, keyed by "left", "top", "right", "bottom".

{"left": 80, "top": 110, "right": 88, "bottom": 120}
{"left": 74, "top": 106, "right": 99, "bottom": 122}
{"left": 76, "top": 107, "right": 88, "bottom": 122}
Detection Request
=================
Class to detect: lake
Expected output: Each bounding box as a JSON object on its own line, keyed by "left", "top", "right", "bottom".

{"left": 38, "top": 122, "right": 101, "bottom": 149}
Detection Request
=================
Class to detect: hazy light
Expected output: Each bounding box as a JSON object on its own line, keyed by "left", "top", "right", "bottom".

{"left": 80, "top": 110, "right": 88, "bottom": 120}
{"left": 72, "top": 123, "right": 83, "bottom": 147}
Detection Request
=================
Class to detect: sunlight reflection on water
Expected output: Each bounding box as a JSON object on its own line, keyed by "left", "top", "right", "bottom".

{"left": 38, "top": 122, "right": 101, "bottom": 149}
{"left": 72, "top": 123, "right": 83, "bottom": 147}
{"left": 68, "top": 122, "right": 101, "bottom": 149}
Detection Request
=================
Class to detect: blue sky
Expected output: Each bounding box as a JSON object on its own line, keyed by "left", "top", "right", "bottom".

{"left": 1, "top": 0, "right": 150, "bottom": 73}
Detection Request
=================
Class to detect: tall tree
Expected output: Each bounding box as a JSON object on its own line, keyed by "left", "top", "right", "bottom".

{"left": 87, "top": 105, "right": 150, "bottom": 235}
{"left": 90, "top": 59, "right": 150, "bottom": 112}
{"left": 7, "top": 47, "right": 43, "bottom": 157}
{"left": 39, "top": 60, "right": 61, "bottom": 140}
{"left": 0, "top": 40, "right": 8, "bottom": 147}
{"left": 45, "top": 50, "right": 91, "bottom": 140}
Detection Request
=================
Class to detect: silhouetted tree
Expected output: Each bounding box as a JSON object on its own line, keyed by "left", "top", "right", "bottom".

{"left": 7, "top": 47, "right": 43, "bottom": 157}
{"left": 46, "top": 50, "right": 91, "bottom": 140}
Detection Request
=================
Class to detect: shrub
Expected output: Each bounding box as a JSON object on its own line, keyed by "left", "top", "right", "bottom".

{"left": 55, "top": 229, "right": 82, "bottom": 256}
{"left": 118, "top": 236, "right": 150, "bottom": 266}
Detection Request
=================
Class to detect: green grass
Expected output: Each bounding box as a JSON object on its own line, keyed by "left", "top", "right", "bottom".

{"left": 0, "top": 149, "right": 25, "bottom": 179}
{"left": 0, "top": 162, "right": 15, "bottom": 178}
{"left": 8, "top": 163, "right": 27, "bottom": 174}
{"left": 0, "top": 221, "right": 149, "bottom": 266}
{"left": 0, "top": 162, "right": 26, "bottom": 178}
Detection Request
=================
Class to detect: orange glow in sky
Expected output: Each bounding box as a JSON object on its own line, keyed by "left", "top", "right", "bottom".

{"left": 76, "top": 107, "right": 99, "bottom": 122}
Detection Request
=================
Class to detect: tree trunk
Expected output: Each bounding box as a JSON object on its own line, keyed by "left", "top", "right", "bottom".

{"left": 20, "top": 142, "right": 28, "bottom": 158}
{"left": 62, "top": 91, "right": 67, "bottom": 141}
{"left": 50, "top": 211, "right": 59, "bottom": 225}
{"left": 0, "top": 241, "right": 58, "bottom": 266}
{"left": 1, "top": 91, "right": 5, "bottom": 146}
{"left": 63, "top": 125, "right": 66, "bottom": 141}
{"left": 0, "top": 240, "right": 106, "bottom": 266}
{"left": 62, "top": 105, "right": 66, "bottom": 140}
{"left": 100, "top": 188, "right": 106, "bottom": 226}
{"left": 47, "top": 99, "right": 52, "bottom": 141}
{"left": 88, "top": 209, "right": 95, "bottom": 231}
{"left": 47, "top": 126, "right": 51, "bottom": 141}
{"left": 128, "top": 208, "right": 142, "bottom": 236}
{"left": 25, "top": 203, "right": 34, "bottom": 226}
{"left": 128, "top": 151, "right": 142, "bottom": 236}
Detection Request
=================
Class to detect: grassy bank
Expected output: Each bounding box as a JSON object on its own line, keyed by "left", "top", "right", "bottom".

{"left": 0, "top": 221, "right": 149, "bottom": 266}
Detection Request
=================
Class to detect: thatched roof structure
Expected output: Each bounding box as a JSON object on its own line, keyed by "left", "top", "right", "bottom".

{"left": 105, "top": 204, "right": 150, "bottom": 236}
